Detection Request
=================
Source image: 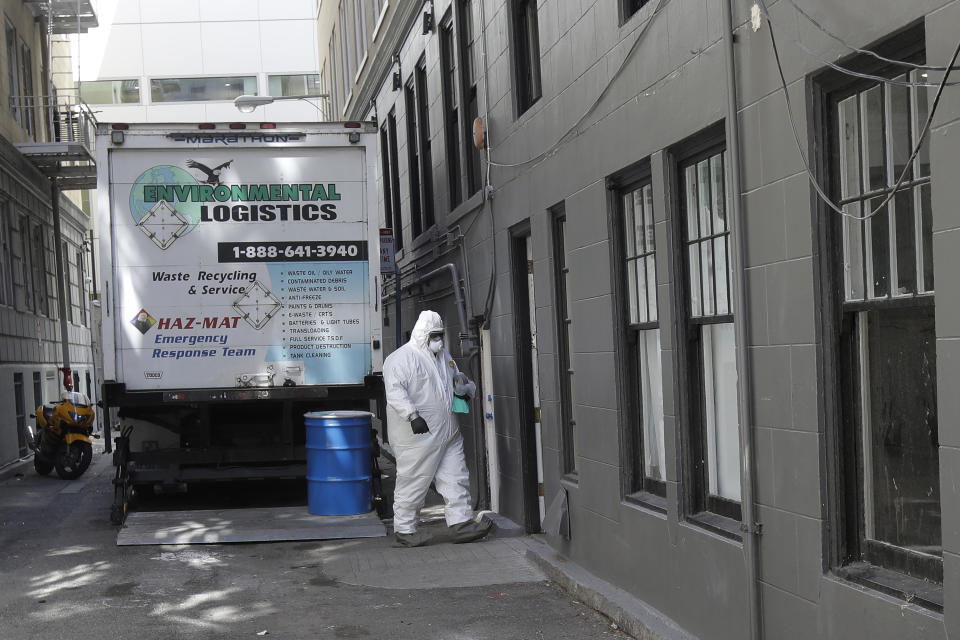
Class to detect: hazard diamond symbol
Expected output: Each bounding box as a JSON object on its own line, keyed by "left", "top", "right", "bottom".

{"left": 137, "top": 200, "right": 189, "bottom": 250}
{"left": 233, "top": 281, "right": 282, "bottom": 330}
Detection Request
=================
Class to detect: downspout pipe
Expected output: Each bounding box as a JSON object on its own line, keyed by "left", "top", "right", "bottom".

{"left": 721, "top": 3, "right": 762, "bottom": 639}
{"left": 51, "top": 180, "right": 72, "bottom": 390}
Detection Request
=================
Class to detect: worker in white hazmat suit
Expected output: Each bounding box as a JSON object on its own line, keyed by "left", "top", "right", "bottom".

{"left": 383, "top": 310, "right": 491, "bottom": 547}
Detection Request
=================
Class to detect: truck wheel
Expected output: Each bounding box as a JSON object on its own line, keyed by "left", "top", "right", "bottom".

{"left": 55, "top": 442, "right": 93, "bottom": 480}
{"left": 34, "top": 455, "right": 54, "bottom": 476}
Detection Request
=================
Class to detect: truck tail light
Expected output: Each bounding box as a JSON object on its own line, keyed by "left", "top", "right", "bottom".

{"left": 260, "top": 123, "right": 276, "bottom": 129}
{"left": 198, "top": 123, "right": 216, "bottom": 130}
{"left": 229, "top": 123, "right": 247, "bottom": 130}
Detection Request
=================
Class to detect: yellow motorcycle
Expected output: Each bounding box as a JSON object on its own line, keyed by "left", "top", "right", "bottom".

{"left": 30, "top": 391, "right": 97, "bottom": 480}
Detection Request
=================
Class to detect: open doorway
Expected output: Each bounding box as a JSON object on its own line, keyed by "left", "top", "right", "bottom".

{"left": 511, "top": 223, "right": 545, "bottom": 532}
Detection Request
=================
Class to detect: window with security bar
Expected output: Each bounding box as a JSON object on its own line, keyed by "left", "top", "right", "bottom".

{"left": 827, "top": 60, "right": 941, "bottom": 591}
{"left": 612, "top": 174, "right": 664, "bottom": 499}
{"left": 838, "top": 73, "right": 932, "bottom": 301}
{"left": 679, "top": 144, "right": 741, "bottom": 523}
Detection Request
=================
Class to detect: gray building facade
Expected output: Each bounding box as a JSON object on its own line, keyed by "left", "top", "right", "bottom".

{"left": 324, "top": 0, "right": 959, "bottom": 637}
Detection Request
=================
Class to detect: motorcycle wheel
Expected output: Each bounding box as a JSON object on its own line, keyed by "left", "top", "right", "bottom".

{"left": 55, "top": 441, "right": 93, "bottom": 480}
{"left": 34, "top": 455, "right": 54, "bottom": 476}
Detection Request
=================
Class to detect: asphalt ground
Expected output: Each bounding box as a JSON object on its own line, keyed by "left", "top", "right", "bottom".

{"left": 0, "top": 446, "right": 629, "bottom": 640}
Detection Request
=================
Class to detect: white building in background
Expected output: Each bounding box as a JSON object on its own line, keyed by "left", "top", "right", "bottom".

{"left": 76, "top": 0, "right": 328, "bottom": 124}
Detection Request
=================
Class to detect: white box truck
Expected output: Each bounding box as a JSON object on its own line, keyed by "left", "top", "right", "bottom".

{"left": 95, "top": 122, "right": 385, "bottom": 523}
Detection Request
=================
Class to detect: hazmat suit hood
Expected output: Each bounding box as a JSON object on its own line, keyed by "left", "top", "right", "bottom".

{"left": 409, "top": 310, "right": 444, "bottom": 350}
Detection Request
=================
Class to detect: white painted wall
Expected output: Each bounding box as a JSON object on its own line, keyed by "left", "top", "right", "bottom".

{"left": 75, "top": 0, "right": 324, "bottom": 123}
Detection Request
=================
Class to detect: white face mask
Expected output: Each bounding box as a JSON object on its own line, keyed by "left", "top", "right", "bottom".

{"left": 428, "top": 337, "right": 443, "bottom": 354}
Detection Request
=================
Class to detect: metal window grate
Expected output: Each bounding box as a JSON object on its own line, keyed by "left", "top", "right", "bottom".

{"left": 838, "top": 70, "right": 933, "bottom": 302}
{"left": 683, "top": 152, "right": 731, "bottom": 320}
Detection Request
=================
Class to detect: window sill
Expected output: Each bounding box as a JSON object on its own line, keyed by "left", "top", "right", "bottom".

{"left": 833, "top": 562, "right": 943, "bottom": 612}
{"left": 448, "top": 190, "right": 484, "bottom": 225}
{"left": 514, "top": 97, "right": 541, "bottom": 123}
{"left": 410, "top": 225, "right": 438, "bottom": 252}
{"left": 393, "top": 230, "right": 440, "bottom": 268}
{"left": 354, "top": 53, "right": 368, "bottom": 84}
{"left": 371, "top": 2, "right": 390, "bottom": 42}
{"left": 685, "top": 511, "right": 742, "bottom": 542}
{"left": 624, "top": 491, "right": 667, "bottom": 516}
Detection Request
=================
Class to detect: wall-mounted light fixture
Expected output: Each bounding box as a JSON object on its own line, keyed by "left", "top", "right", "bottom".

{"left": 422, "top": 0, "right": 435, "bottom": 34}
{"left": 392, "top": 54, "right": 402, "bottom": 91}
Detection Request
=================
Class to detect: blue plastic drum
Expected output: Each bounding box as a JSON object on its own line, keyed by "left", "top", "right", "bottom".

{"left": 304, "top": 411, "right": 373, "bottom": 515}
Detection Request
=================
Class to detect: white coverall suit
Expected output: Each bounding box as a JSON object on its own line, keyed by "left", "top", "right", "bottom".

{"left": 383, "top": 311, "right": 474, "bottom": 534}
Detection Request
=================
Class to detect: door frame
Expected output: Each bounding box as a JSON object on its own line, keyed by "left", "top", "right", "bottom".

{"left": 510, "top": 221, "right": 542, "bottom": 533}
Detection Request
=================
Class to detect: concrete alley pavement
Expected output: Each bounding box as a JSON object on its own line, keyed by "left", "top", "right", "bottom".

{"left": 0, "top": 449, "right": 628, "bottom": 640}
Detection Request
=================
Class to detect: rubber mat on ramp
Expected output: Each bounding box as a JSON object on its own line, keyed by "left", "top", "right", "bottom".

{"left": 117, "top": 506, "right": 385, "bottom": 546}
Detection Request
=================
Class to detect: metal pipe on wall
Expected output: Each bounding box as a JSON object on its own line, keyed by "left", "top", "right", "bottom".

{"left": 50, "top": 181, "right": 72, "bottom": 388}
{"left": 721, "top": 2, "right": 762, "bottom": 638}
{"left": 406, "top": 263, "right": 473, "bottom": 353}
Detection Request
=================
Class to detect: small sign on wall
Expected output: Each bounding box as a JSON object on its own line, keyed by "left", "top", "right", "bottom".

{"left": 379, "top": 228, "right": 396, "bottom": 275}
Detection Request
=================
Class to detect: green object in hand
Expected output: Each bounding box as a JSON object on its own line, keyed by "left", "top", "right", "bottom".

{"left": 452, "top": 395, "right": 470, "bottom": 414}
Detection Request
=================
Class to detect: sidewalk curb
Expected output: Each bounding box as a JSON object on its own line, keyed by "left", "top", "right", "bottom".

{"left": 0, "top": 456, "right": 34, "bottom": 483}
{"left": 525, "top": 536, "right": 699, "bottom": 640}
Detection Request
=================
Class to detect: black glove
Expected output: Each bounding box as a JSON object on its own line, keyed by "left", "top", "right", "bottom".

{"left": 410, "top": 416, "right": 429, "bottom": 434}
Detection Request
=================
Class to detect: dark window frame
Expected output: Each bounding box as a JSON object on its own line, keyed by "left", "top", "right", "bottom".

{"left": 18, "top": 215, "right": 34, "bottom": 312}
{"left": 32, "top": 370, "right": 42, "bottom": 408}
{"left": 414, "top": 58, "right": 435, "bottom": 231}
{"left": 439, "top": 12, "right": 463, "bottom": 208}
{"left": 18, "top": 38, "right": 34, "bottom": 139}
{"left": 404, "top": 77, "right": 424, "bottom": 240}
{"left": 385, "top": 109, "right": 404, "bottom": 252}
{"left": 379, "top": 124, "right": 395, "bottom": 237}
{"left": 5, "top": 19, "right": 20, "bottom": 127}
{"left": 403, "top": 56, "right": 435, "bottom": 243}
{"left": 510, "top": 0, "right": 542, "bottom": 116}
{"left": 551, "top": 203, "right": 577, "bottom": 478}
{"left": 63, "top": 240, "right": 74, "bottom": 323}
{"left": 0, "top": 202, "right": 13, "bottom": 306}
{"left": 608, "top": 161, "right": 666, "bottom": 503}
{"left": 14, "top": 372, "right": 26, "bottom": 457}
{"left": 671, "top": 124, "right": 743, "bottom": 529}
{"left": 619, "top": 0, "right": 652, "bottom": 26}
{"left": 455, "top": 0, "right": 482, "bottom": 198}
{"left": 78, "top": 248, "right": 88, "bottom": 326}
{"left": 811, "top": 24, "right": 943, "bottom": 604}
